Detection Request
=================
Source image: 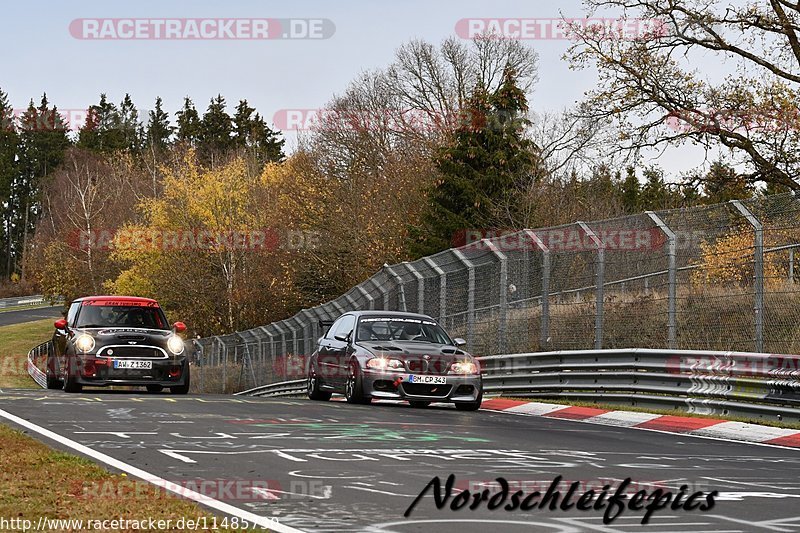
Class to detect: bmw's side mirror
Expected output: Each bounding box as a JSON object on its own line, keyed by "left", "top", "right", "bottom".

{"left": 54, "top": 318, "right": 68, "bottom": 331}
{"left": 453, "top": 338, "right": 467, "bottom": 347}
{"left": 334, "top": 334, "right": 349, "bottom": 343}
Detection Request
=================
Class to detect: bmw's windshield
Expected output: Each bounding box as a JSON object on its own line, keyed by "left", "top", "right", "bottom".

{"left": 75, "top": 303, "right": 168, "bottom": 329}
{"left": 356, "top": 317, "right": 453, "bottom": 344}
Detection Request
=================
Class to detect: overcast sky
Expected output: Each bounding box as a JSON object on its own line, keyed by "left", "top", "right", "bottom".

{"left": 2, "top": 0, "right": 723, "bottom": 178}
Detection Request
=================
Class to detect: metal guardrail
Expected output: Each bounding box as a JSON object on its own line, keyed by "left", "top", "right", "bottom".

{"left": 235, "top": 379, "right": 306, "bottom": 398}
{"left": 0, "top": 294, "right": 45, "bottom": 309}
{"left": 27, "top": 341, "right": 51, "bottom": 389}
{"left": 480, "top": 348, "right": 800, "bottom": 422}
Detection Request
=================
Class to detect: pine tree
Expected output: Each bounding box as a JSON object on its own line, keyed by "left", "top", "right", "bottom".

{"left": 0, "top": 89, "right": 18, "bottom": 278}
{"left": 175, "top": 97, "right": 201, "bottom": 145}
{"left": 412, "top": 68, "right": 540, "bottom": 256}
{"left": 198, "top": 95, "right": 233, "bottom": 163}
{"left": 15, "top": 94, "right": 71, "bottom": 278}
{"left": 145, "top": 97, "right": 173, "bottom": 151}
{"left": 621, "top": 166, "right": 640, "bottom": 214}
{"left": 232, "top": 100, "right": 284, "bottom": 164}
{"left": 78, "top": 93, "right": 131, "bottom": 153}
{"left": 118, "top": 93, "right": 141, "bottom": 151}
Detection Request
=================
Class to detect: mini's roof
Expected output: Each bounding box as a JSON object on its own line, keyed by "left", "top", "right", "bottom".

{"left": 74, "top": 295, "right": 159, "bottom": 304}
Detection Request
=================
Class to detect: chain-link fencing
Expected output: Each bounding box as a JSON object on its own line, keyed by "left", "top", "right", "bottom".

{"left": 192, "top": 192, "right": 800, "bottom": 393}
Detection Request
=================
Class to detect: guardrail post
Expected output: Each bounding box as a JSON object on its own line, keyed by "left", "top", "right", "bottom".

{"left": 731, "top": 200, "right": 764, "bottom": 353}
{"left": 578, "top": 221, "right": 605, "bottom": 350}
{"left": 368, "top": 276, "right": 389, "bottom": 310}
{"left": 451, "top": 249, "right": 476, "bottom": 348}
{"left": 481, "top": 239, "right": 508, "bottom": 353}
{"left": 647, "top": 211, "right": 678, "bottom": 349}
{"left": 523, "top": 230, "right": 550, "bottom": 350}
{"left": 423, "top": 257, "right": 447, "bottom": 321}
{"left": 383, "top": 264, "right": 406, "bottom": 312}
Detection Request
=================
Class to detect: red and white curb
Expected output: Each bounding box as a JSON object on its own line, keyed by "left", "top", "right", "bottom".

{"left": 480, "top": 398, "right": 800, "bottom": 449}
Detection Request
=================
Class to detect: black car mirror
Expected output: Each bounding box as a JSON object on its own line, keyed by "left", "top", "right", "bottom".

{"left": 334, "top": 334, "right": 349, "bottom": 343}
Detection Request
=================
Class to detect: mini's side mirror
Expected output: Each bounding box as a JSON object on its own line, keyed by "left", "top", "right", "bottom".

{"left": 173, "top": 321, "right": 187, "bottom": 334}
{"left": 453, "top": 338, "right": 467, "bottom": 347}
{"left": 54, "top": 318, "right": 68, "bottom": 330}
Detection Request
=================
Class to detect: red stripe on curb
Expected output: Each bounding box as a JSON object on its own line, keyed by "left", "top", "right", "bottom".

{"left": 636, "top": 415, "right": 724, "bottom": 433}
{"left": 481, "top": 398, "right": 529, "bottom": 411}
{"left": 764, "top": 433, "right": 800, "bottom": 448}
{"left": 543, "top": 406, "right": 610, "bottom": 420}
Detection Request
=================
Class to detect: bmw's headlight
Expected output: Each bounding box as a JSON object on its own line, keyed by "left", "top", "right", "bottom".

{"left": 449, "top": 361, "right": 478, "bottom": 374}
{"left": 366, "top": 357, "right": 404, "bottom": 371}
{"left": 75, "top": 334, "right": 95, "bottom": 353}
{"left": 167, "top": 335, "right": 185, "bottom": 355}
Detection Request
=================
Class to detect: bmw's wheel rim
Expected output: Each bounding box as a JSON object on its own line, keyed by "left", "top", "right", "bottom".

{"left": 345, "top": 373, "right": 355, "bottom": 399}
{"left": 308, "top": 375, "right": 315, "bottom": 395}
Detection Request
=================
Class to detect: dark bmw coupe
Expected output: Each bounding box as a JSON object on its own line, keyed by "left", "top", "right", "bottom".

{"left": 306, "top": 311, "right": 483, "bottom": 410}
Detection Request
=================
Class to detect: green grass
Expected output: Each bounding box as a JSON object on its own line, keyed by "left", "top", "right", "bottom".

{"left": 0, "top": 425, "right": 252, "bottom": 532}
{"left": 0, "top": 318, "right": 55, "bottom": 389}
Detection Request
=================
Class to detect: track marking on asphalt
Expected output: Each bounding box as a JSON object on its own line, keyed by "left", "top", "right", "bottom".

{"left": 0, "top": 408, "right": 304, "bottom": 533}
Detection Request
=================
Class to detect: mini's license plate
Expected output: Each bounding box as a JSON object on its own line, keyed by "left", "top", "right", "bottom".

{"left": 113, "top": 360, "right": 152, "bottom": 370}
{"left": 408, "top": 375, "right": 446, "bottom": 384}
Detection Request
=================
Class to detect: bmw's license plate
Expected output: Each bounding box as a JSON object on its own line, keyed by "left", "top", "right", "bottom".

{"left": 408, "top": 375, "right": 446, "bottom": 384}
{"left": 113, "top": 360, "right": 152, "bottom": 370}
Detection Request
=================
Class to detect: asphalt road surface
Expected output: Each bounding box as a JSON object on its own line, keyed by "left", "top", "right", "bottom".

{"left": 1, "top": 389, "right": 799, "bottom": 532}
{"left": 0, "top": 305, "right": 62, "bottom": 327}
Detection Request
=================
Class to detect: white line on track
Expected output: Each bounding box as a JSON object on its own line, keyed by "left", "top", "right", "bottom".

{"left": 0, "top": 408, "right": 305, "bottom": 533}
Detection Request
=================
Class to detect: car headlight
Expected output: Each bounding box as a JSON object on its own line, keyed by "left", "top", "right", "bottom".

{"left": 449, "top": 361, "right": 478, "bottom": 374}
{"left": 366, "top": 357, "right": 404, "bottom": 371}
{"left": 167, "top": 335, "right": 185, "bottom": 355}
{"left": 75, "top": 334, "right": 95, "bottom": 353}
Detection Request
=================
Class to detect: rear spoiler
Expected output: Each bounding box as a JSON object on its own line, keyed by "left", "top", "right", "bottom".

{"left": 319, "top": 319, "right": 334, "bottom": 335}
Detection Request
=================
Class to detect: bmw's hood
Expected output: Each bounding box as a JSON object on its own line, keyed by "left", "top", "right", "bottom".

{"left": 358, "top": 341, "right": 472, "bottom": 359}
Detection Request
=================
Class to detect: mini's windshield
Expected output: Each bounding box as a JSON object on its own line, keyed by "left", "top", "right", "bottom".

{"left": 75, "top": 304, "right": 168, "bottom": 329}
{"left": 356, "top": 317, "right": 453, "bottom": 344}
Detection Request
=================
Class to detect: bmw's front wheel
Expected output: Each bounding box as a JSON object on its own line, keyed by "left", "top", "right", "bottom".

{"left": 307, "top": 368, "right": 331, "bottom": 401}
{"left": 344, "top": 361, "right": 370, "bottom": 404}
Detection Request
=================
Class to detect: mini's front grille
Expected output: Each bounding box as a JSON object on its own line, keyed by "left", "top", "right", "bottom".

{"left": 99, "top": 346, "right": 164, "bottom": 358}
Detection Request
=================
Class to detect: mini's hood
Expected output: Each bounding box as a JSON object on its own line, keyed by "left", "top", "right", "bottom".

{"left": 75, "top": 327, "right": 173, "bottom": 347}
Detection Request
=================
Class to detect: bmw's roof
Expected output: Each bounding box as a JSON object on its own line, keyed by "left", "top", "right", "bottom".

{"left": 343, "top": 310, "right": 436, "bottom": 321}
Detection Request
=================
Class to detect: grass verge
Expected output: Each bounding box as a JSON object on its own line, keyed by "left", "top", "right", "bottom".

{"left": 0, "top": 318, "right": 54, "bottom": 389}
{"left": 0, "top": 424, "right": 253, "bottom": 532}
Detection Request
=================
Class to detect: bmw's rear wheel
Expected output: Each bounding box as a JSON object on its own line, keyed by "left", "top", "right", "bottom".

{"left": 307, "top": 369, "right": 331, "bottom": 401}
{"left": 344, "top": 361, "right": 370, "bottom": 404}
{"left": 62, "top": 356, "right": 82, "bottom": 393}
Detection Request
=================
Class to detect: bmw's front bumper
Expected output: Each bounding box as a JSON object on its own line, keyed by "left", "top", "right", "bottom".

{"left": 362, "top": 370, "right": 482, "bottom": 402}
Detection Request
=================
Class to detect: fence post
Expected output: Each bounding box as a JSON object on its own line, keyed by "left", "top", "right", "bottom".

{"left": 423, "top": 257, "right": 447, "bottom": 320}
{"left": 647, "top": 211, "right": 678, "bottom": 349}
{"left": 384, "top": 264, "right": 406, "bottom": 312}
{"left": 578, "top": 221, "right": 605, "bottom": 350}
{"left": 403, "top": 262, "right": 425, "bottom": 314}
{"left": 523, "top": 230, "right": 550, "bottom": 350}
{"left": 356, "top": 285, "right": 375, "bottom": 310}
{"left": 451, "top": 249, "right": 476, "bottom": 348}
{"left": 731, "top": 200, "right": 765, "bottom": 352}
{"left": 481, "top": 239, "right": 508, "bottom": 353}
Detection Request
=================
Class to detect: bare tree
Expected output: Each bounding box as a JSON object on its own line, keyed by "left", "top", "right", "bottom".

{"left": 567, "top": 0, "right": 800, "bottom": 190}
